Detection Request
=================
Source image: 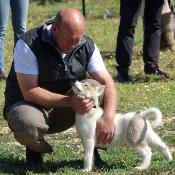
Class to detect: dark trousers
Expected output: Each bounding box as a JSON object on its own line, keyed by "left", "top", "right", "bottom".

{"left": 115, "top": 0, "right": 164, "bottom": 70}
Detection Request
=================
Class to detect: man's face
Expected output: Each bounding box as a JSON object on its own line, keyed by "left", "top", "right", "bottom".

{"left": 53, "top": 22, "right": 84, "bottom": 54}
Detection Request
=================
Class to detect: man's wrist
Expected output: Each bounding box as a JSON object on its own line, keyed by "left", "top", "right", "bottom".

{"left": 56, "top": 95, "right": 73, "bottom": 108}
{"left": 103, "top": 109, "right": 116, "bottom": 119}
{"left": 64, "top": 96, "right": 74, "bottom": 108}
{"left": 103, "top": 114, "right": 115, "bottom": 123}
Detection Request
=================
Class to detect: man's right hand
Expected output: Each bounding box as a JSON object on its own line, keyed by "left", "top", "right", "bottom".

{"left": 69, "top": 95, "right": 94, "bottom": 114}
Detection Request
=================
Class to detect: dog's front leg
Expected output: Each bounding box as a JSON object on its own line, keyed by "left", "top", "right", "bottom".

{"left": 82, "top": 139, "right": 95, "bottom": 172}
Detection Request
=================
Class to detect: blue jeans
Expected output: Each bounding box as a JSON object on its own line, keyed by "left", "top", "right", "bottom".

{"left": 0, "top": 0, "right": 29, "bottom": 71}
{"left": 115, "top": 0, "right": 164, "bottom": 71}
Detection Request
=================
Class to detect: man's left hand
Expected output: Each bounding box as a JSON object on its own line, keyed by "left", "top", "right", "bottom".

{"left": 96, "top": 115, "right": 115, "bottom": 145}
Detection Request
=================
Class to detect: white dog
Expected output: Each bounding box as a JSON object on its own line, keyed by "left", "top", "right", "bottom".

{"left": 72, "top": 79, "right": 173, "bottom": 172}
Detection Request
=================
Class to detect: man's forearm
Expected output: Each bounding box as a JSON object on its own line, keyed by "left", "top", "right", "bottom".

{"left": 24, "top": 87, "right": 71, "bottom": 108}
{"left": 103, "top": 82, "right": 117, "bottom": 119}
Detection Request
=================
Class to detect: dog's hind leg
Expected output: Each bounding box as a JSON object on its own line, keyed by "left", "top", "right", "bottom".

{"left": 148, "top": 130, "right": 172, "bottom": 161}
{"left": 82, "top": 139, "right": 95, "bottom": 172}
{"left": 134, "top": 145, "right": 152, "bottom": 170}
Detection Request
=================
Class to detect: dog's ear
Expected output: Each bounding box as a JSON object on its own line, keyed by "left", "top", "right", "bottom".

{"left": 96, "top": 85, "right": 105, "bottom": 96}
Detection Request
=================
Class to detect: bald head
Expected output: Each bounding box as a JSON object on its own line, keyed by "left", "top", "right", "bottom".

{"left": 52, "top": 8, "right": 85, "bottom": 53}
{"left": 54, "top": 8, "right": 84, "bottom": 24}
{"left": 54, "top": 8, "right": 85, "bottom": 34}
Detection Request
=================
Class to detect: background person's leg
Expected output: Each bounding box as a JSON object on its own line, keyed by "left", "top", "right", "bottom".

{"left": 143, "top": 0, "right": 169, "bottom": 78}
{"left": 143, "top": 0, "right": 163, "bottom": 66}
{"left": 115, "top": 0, "right": 142, "bottom": 82}
{"left": 10, "top": 0, "right": 29, "bottom": 44}
{"left": 0, "top": 0, "right": 10, "bottom": 78}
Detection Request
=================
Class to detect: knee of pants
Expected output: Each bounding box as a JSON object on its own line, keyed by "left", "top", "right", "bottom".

{"left": 13, "top": 127, "right": 39, "bottom": 147}
{"left": 7, "top": 102, "right": 49, "bottom": 147}
{"left": 11, "top": 121, "right": 48, "bottom": 147}
{"left": 13, "top": 129, "right": 53, "bottom": 153}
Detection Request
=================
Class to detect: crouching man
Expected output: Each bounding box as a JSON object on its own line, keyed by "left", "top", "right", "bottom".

{"left": 3, "top": 8, "right": 117, "bottom": 166}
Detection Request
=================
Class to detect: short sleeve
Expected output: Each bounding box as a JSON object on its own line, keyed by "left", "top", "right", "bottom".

{"left": 87, "top": 44, "right": 107, "bottom": 73}
{"left": 14, "top": 39, "right": 39, "bottom": 75}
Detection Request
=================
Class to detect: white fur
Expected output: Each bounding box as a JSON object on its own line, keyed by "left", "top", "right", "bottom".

{"left": 72, "top": 81, "right": 173, "bottom": 172}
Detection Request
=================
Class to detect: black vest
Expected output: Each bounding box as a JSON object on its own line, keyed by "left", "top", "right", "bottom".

{"left": 3, "top": 21, "right": 95, "bottom": 118}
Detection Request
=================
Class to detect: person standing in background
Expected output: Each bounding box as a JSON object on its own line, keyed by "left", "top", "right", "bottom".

{"left": 115, "top": 0, "right": 169, "bottom": 83}
{"left": 0, "top": 0, "right": 29, "bottom": 80}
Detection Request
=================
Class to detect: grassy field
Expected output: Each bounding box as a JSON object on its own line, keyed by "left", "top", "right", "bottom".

{"left": 0, "top": 1, "right": 175, "bottom": 174}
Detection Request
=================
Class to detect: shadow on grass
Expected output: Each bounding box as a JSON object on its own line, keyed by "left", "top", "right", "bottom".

{"left": 0, "top": 156, "right": 127, "bottom": 175}
{"left": 0, "top": 157, "right": 82, "bottom": 175}
{"left": 113, "top": 73, "right": 172, "bottom": 84}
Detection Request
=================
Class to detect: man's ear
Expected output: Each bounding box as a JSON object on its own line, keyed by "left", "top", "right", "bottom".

{"left": 52, "top": 23, "right": 59, "bottom": 33}
{"left": 96, "top": 85, "right": 105, "bottom": 96}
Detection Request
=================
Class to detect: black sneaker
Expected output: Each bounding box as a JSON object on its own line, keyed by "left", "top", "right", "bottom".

{"left": 0, "top": 70, "right": 6, "bottom": 80}
{"left": 115, "top": 67, "right": 131, "bottom": 83}
{"left": 144, "top": 65, "right": 169, "bottom": 78}
{"left": 94, "top": 148, "right": 108, "bottom": 169}
{"left": 26, "top": 147, "right": 43, "bottom": 165}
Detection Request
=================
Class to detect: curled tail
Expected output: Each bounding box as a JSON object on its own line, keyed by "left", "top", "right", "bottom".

{"left": 140, "top": 107, "right": 162, "bottom": 128}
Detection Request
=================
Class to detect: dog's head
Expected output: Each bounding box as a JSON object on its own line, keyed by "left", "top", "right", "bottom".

{"left": 72, "top": 80, "right": 105, "bottom": 107}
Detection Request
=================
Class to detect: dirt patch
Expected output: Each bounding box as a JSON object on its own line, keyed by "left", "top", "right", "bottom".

{"left": 162, "top": 116, "right": 175, "bottom": 124}
{"left": 0, "top": 127, "right": 11, "bottom": 135}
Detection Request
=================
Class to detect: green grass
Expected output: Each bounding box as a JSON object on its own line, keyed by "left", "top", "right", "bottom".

{"left": 0, "top": 1, "right": 175, "bottom": 174}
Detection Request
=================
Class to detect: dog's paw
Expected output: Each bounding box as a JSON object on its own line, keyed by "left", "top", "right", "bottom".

{"left": 167, "top": 150, "right": 173, "bottom": 161}
{"left": 167, "top": 154, "right": 173, "bottom": 161}
{"left": 82, "top": 168, "right": 92, "bottom": 172}
{"left": 134, "top": 165, "right": 148, "bottom": 170}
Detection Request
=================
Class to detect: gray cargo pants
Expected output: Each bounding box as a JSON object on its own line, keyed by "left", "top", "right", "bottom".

{"left": 7, "top": 101, "right": 75, "bottom": 153}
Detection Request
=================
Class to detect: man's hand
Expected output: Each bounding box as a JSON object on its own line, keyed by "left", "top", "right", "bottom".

{"left": 69, "top": 95, "right": 94, "bottom": 114}
{"left": 96, "top": 115, "right": 115, "bottom": 145}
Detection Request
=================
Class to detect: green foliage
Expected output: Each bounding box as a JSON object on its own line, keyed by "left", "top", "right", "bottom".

{"left": 0, "top": 1, "right": 175, "bottom": 174}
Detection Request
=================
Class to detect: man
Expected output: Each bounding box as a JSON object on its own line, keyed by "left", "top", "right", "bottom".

{"left": 115, "top": 0, "right": 169, "bottom": 83}
{"left": 3, "top": 8, "right": 117, "bottom": 166}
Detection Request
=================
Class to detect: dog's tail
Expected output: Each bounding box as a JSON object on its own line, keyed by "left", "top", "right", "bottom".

{"left": 140, "top": 107, "right": 162, "bottom": 128}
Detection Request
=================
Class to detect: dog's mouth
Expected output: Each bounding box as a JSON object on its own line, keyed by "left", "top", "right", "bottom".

{"left": 72, "top": 81, "right": 97, "bottom": 108}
